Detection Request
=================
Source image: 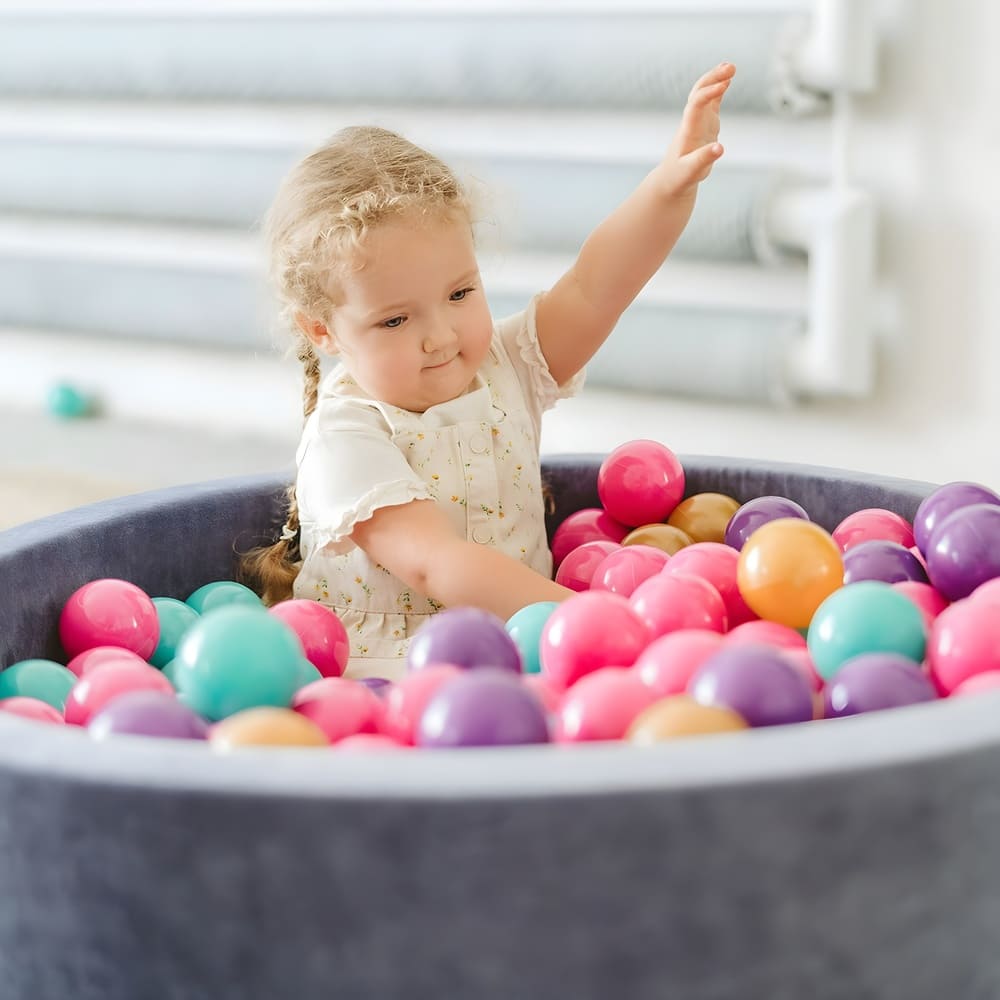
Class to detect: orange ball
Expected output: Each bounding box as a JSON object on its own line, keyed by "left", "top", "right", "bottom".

{"left": 210, "top": 707, "right": 329, "bottom": 749}
{"left": 667, "top": 493, "right": 741, "bottom": 544}
{"left": 627, "top": 695, "right": 748, "bottom": 744}
{"left": 736, "top": 518, "right": 844, "bottom": 630}
{"left": 622, "top": 523, "right": 693, "bottom": 555}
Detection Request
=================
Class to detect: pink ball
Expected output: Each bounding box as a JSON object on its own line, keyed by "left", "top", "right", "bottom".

{"left": 520, "top": 673, "right": 563, "bottom": 715}
{"left": 334, "top": 733, "right": 406, "bottom": 751}
{"left": 0, "top": 696, "right": 65, "bottom": 724}
{"left": 927, "top": 599, "right": 1000, "bottom": 694}
{"left": 725, "top": 619, "right": 807, "bottom": 650}
{"left": 292, "top": 677, "right": 384, "bottom": 743}
{"left": 554, "top": 540, "right": 621, "bottom": 592}
{"left": 951, "top": 670, "right": 1000, "bottom": 697}
{"left": 597, "top": 440, "right": 686, "bottom": 527}
{"left": 269, "top": 599, "right": 349, "bottom": 678}
{"left": 663, "top": 542, "right": 757, "bottom": 629}
{"left": 634, "top": 629, "right": 725, "bottom": 698}
{"left": 540, "top": 591, "right": 651, "bottom": 690}
{"left": 554, "top": 667, "right": 657, "bottom": 742}
{"left": 551, "top": 509, "right": 630, "bottom": 568}
{"left": 66, "top": 645, "right": 146, "bottom": 678}
{"left": 970, "top": 578, "right": 1000, "bottom": 606}
{"left": 629, "top": 572, "right": 727, "bottom": 640}
{"left": 781, "top": 647, "right": 825, "bottom": 694}
{"left": 64, "top": 660, "right": 174, "bottom": 726}
{"left": 833, "top": 509, "right": 916, "bottom": 552}
{"left": 590, "top": 544, "right": 670, "bottom": 598}
{"left": 59, "top": 578, "right": 160, "bottom": 660}
{"left": 891, "top": 581, "right": 949, "bottom": 628}
{"left": 380, "top": 664, "right": 463, "bottom": 745}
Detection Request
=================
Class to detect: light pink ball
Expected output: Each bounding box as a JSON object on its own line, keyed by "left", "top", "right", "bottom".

{"left": 66, "top": 645, "right": 146, "bottom": 678}
{"left": 380, "top": 664, "right": 464, "bottom": 745}
{"left": 590, "top": 544, "right": 670, "bottom": 598}
{"left": 891, "top": 581, "right": 949, "bottom": 629}
{"left": 0, "top": 697, "right": 65, "bottom": 724}
{"left": 634, "top": 629, "right": 725, "bottom": 699}
{"left": 554, "top": 540, "right": 621, "bottom": 592}
{"left": 292, "top": 677, "right": 384, "bottom": 743}
{"left": 554, "top": 667, "right": 657, "bottom": 742}
{"left": 59, "top": 578, "right": 160, "bottom": 660}
{"left": 927, "top": 599, "right": 1000, "bottom": 694}
{"left": 970, "top": 578, "right": 1000, "bottom": 607}
{"left": 629, "top": 572, "right": 727, "bottom": 640}
{"left": 520, "top": 673, "right": 563, "bottom": 715}
{"left": 269, "top": 599, "right": 349, "bottom": 678}
{"left": 726, "top": 619, "right": 807, "bottom": 650}
{"left": 334, "top": 733, "right": 406, "bottom": 751}
{"left": 64, "top": 660, "right": 174, "bottom": 726}
{"left": 951, "top": 670, "right": 1000, "bottom": 697}
{"left": 664, "top": 542, "right": 757, "bottom": 629}
{"left": 833, "top": 508, "right": 915, "bottom": 552}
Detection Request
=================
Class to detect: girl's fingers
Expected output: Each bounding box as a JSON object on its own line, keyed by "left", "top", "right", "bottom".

{"left": 689, "top": 79, "right": 731, "bottom": 108}
{"left": 688, "top": 62, "right": 736, "bottom": 97}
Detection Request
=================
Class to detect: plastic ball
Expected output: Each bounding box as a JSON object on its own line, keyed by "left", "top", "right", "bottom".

{"left": 724, "top": 496, "right": 809, "bottom": 551}
{"left": 47, "top": 381, "right": 95, "bottom": 420}
{"left": 914, "top": 481, "right": 1000, "bottom": 555}
{"left": 334, "top": 734, "right": 405, "bottom": 751}
{"left": 621, "top": 523, "right": 693, "bottom": 555}
{"left": 926, "top": 598, "right": 1000, "bottom": 694}
{"left": 292, "top": 677, "right": 384, "bottom": 743}
{"left": 553, "top": 667, "right": 657, "bottom": 742}
{"left": 668, "top": 493, "right": 741, "bottom": 545}
{"left": 725, "top": 619, "right": 807, "bottom": 650}
{"left": 737, "top": 519, "right": 843, "bottom": 630}
{"left": 0, "top": 697, "right": 65, "bottom": 724}
{"left": 807, "top": 581, "right": 927, "bottom": 681}
{"left": 59, "top": 578, "right": 160, "bottom": 660}
{"left": 520, "top": 673, "right": 563, "bottom": 715}
{"left": 66, "top": 645, "right": 147, "bottom": 678}
{"left": 540, "top": 591, "right": 650, "bottom": 690}
{"left": 781, "top": 647, "right": 825, "bottom": 695}
{"left": 630, "top": 572, "right": 727, "bottom": 639}
{"left": 64, "top": 660, "right": 175, "bottom": 726}
{"left": 833, "top": 508, "right": 915, "bottom": 552}
{"left": 591, "top": 545, "right": 670, "bottom": 598}
{"left": 268, "top": 599, "right": 349, "bottom": 678}
{"left": 554, "top": 540, "right": 620, "bottom": 592}
{"left": 633, "top": 629, "right": 725, "bottom": 699}
{"left": 823, "top": 653, "right": 937, "bottom": 718}
{"left": 358, "top": 676, "right": 392, "bottom": 697}
{"left": 171, "top": 605, "right": 304, "bottom": 721}
{"left": 88, "top": 690, "right": 210, "bottom": 740}
{"left": 380, "top": 664, "right": 464, "bottom": 745}
{"left": 688, "top": 643, "right": 813, "bottom": 727}
{"left": 925, "top": 503, "right": 1000, "bottom": 601}
{"left": 149, "top": 597, "right": 201, "bottom": 669}
{"left": 416, "top": 670, "right": 550, "bottom": 748}
{"left": 596, "top": 440, "right": 685, "bottom": 527}
{"left": 407, "top": 607, "right": 522, "bottom": 673}
{"left": 550, "top": 509, "right": 630, "bottom": 568}
{"left": 186, "top": 580, "right": 263, "bottom": 614}
{"left": 210, "top": 707, "right": 328, "bottom": 748}
{"left": 0, "top": 658, "right": 77, "bottom": 710}
{"left": 842, "top": 540, "right": 929, "bottom": 586}
{"left": 951, "top": 671, "right": 1000, "bottom": 697}
{"left": 664, "top": 542, "right": 757, "bottom": 628}
{"left": 970, "top": 578, "right": 1000, "bottom": 606}
{"left": 627, "top": 695, "right": 748, "bottom": 744}
{"left": 891, "top": 581, "right": 949, "bottom": 628}
{"left": 505, "top": 602, "right": 560, "bottom": 674}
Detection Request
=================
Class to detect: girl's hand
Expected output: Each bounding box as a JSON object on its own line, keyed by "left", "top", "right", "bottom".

{"left": 660, "top": 62, "right": 736, "bottom": 198}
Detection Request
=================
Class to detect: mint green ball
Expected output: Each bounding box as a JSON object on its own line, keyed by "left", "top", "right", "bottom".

{"left": 172, "top": 606, "right": 302, "bottom": 721}
{"left": 185, "top": 581, "right": 263, "bottom": 615}
{"left": 506, "top": 601, "right": 560, "bottom": 675}
{"left": 150, "top": 597, "right": 201, "bottom": 668}
{"left": 0, "top": 659, "right": 77, "bottom": 710}
{"left": 807, "top": 581, "right": 927, "bottom": 681}
{"left": 47, "top": 382, "right": 94, "bottom": 420}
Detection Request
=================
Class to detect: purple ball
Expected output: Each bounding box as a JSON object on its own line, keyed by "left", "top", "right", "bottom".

{"left": 407, "top": 608, "right": 522, "bottom": 673}
{"left": 914, "top": 481, "right": 1000, "bottom": 555}
{"left": 724, "top": 496, "right": 810, "bottom": 550}
{"left": 842, "top": 540, "right": 929, "bottom": 586}
{"left": 358, "top": 677, "right": 392, "bottom": 697}
{"left": 416, "top": 670, "right": 549, "bottom": 747}
{"left": 88, "top": 691, "right": 210, "bottom": 740}
{"left": 925, "top": 503, "right": 1000, "bottom": 601}
{"left": 823, "top": 653, "right": 937, "bottom": 718}
{"left": 688, "top": 643, "right": 813, "bottom": 727}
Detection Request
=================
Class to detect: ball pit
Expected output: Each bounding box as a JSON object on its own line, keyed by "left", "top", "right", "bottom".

{"left": 2, "top": 457, "right": 1000, "bottom": 999}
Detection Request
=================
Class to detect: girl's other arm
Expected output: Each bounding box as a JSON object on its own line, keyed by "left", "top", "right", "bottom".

{"left": 535, "top": 62, "right": 735, "bottom": 387}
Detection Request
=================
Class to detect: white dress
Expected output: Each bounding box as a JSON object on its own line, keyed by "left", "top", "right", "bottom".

{"left": 292, "top": 294, "right": 585, "bottom": 680}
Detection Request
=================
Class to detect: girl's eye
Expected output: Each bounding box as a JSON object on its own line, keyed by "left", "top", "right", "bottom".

{"left": 382, "top": 316, "right": 405, "bottom": 329}
{"left": 450, "top": 287, "right": 475, "bottom": 302}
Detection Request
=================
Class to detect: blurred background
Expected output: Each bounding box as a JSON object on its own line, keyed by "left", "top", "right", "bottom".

{"left": 0, "top": 0, "right": 997, "bottom": 530}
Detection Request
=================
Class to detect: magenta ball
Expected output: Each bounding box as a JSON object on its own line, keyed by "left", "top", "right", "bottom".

{"left": 927, "top": 598, "right": 1000, "bottom": 694}
{"left": 407, "top": 607, "right": 522, "bottom": 673}
{"left": 88, "top": 690, "right": 209, "bottom": 740}
{"left": 0, "top": 697, "right": 65, "bottom": 724}
{"left": 634, "top": 629, "right": 725, "bottom": 698}
{"left": 64, "top": 660, "right": 175, "bottom": 726}
{"left": 630, "top": 572, "right": 727, "bottom": 640}
{"left": 823, "top": 653, "right": 937, "bottom": 718}
{"left": 833, "top": 508, "right": 915, "bottom": 552}
{"left": 891, "top": 581, "right": 949, "bottom": 628}
{"left": 554, "top": 667, "right": 656, "bottom": 742}
{"left": 554, "top": 540, "right": 620, "bottom": 592}
{"left": 842, "top": 540, "right": 929, "bottom": 586}
{"left": 590, "top": 545, "right": 670, "bottom": 598}
{"left": 417, "top": 670, "right": 550, "bottom": 747}
{"left": 925, "top": 503, "right": 1000, "bottom": 601}
{"left": 268, "top": 599, "right": 349, "bottom": 678}
{"left": 551, "top": 508, "right": 630, "bottom": 568}
{"left": 725, "top": 619, "right": 807, "bottom": 650}
{"left": 540, "top": 591, "right": 650, "bottom": 690}
{"left": 596, "top": 440, "right": 685, "bottom": 528}
{"left": 664, "top": 542, "right": 757, "bottom": 628}
{"left": 914, "top": 481, "right": 1000, "bottom": 555}
{"left": 59, "top": 578, "right": 160, "bottom": 660}
{"left": 724, "top": 496, "right": 809, "bottom": 551}
{"left": 688, "top": 643, "right": 813, "bottom": 727}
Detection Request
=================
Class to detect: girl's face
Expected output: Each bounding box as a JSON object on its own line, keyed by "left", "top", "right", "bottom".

{"left": 306, "top": 214, "right": 494, "bottom": 413}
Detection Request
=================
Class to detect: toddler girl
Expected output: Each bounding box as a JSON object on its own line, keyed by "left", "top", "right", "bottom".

{"left": 243, "top": 62, "right": 735, "bottom": 679}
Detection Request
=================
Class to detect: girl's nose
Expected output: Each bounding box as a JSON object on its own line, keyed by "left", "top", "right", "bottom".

{"left": 422, "top": 325, "right": 458, "bottom": 353}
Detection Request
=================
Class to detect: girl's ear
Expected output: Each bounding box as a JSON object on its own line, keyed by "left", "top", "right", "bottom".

{"left": 294, "top": 311, "right": 340, "bottom": 355}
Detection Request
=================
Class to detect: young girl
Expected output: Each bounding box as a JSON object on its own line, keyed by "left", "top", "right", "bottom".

{"left": 244, "top": 62, "right": 735, "bottom": 679}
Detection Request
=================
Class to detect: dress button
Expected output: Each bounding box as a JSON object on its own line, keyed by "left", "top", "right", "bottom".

{"left": 472, "top": 526, "right": 491, "bottom": 544}
{"left": 469, "top": 433, "right": 489, "bottom": 455}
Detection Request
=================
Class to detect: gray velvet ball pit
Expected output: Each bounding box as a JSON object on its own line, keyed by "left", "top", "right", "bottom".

{"left": 1, "top": 455, "right": 998, "bottom": 1000}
